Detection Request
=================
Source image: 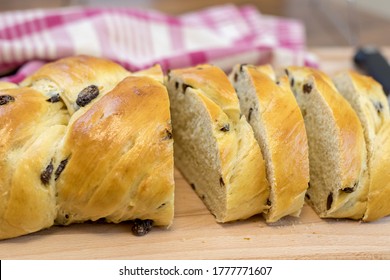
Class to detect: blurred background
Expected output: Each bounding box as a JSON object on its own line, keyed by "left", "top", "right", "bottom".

{"left": 1, "top": 0, "right": 389, "bottom": 47}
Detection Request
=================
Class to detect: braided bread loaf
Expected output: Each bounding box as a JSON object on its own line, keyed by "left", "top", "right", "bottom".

{"left": 0, "top": 56, "right": 174, "bottom": 240}
{"left": 2, "top": 56, "right": 390, "bottom": 240}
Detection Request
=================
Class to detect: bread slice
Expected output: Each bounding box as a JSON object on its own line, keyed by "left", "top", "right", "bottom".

{"left": 229, "top": 64, "right": 309, "bottom": 223}
{"left": 166, "top": 65, "right": 269, "bottom": 222}
{"left": 54, "top": 75, "right": 174, "bottom": 227}
{"left": 363, "top": 121, "right": 390, "bottom": 221}
{"left": 333, "top": 71, "right": 390, "bottom": 221}
{"left": 285, "top": 66, "right": 367, "bottom": 219}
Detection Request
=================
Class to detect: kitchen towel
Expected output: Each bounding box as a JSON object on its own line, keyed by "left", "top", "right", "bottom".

{"left": 0, "top": 4, "right": 316, "bottom": 82}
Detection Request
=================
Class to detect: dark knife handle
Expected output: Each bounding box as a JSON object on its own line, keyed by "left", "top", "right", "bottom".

{"left": 354, "top": 47, "right": 390, "bottom": 96}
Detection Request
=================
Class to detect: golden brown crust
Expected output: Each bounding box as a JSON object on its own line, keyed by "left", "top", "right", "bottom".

{"left": 333, "top": 70, "right": 390, "bottom": 221}
{"left": 133, "top": 64, "right": 164, "bottom": 83}
{"left": 347, "top": 71, "right": 390, "bottom": 222}
{"left": 0, "top": 87, "right": 67, "bottom": 239}
{"left": 167, "top": 65, "right": 269, "bottom": 222}
{"left": 21, "top": 55, "right": 130, "bottom": 115}
{"left": 364, "top": 121, "right": 390, "bottom": 221}
{"left": 55, "top": 75, "right": 174, "bottom": 226}
{"left": 313, "top": 72, "right": 365, "bottom": 188}
{"left": 0, "top": 82, "right": 18, "bottom": 90}
{"left": 342, "top": 70, "right": 390, "bottom": 136}
{"left": 245, "top": 65, "right": 309, "bottom": 222}
{"left": 288, "top": 66, "right": 365, "bottom": 189}
{"left": 170, "top": 65, "right": 241, "bottom": 122}
{"left": 286, "top": 66, "right": 367, "bottom": 219}
{"left": 1, "top": 56, "right": 174, "bottom": 240}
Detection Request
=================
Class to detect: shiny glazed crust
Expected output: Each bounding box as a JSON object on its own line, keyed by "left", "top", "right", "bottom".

{"left": 55, "top": 75, "right": 174, "bottom": 226}
{"left": 333, "top": 71, "right": 390, "bottom": 221}
{"left": 0, "top": 87, "right": 68, "bottom": 239}
{"left": 166, "top": 64, "right": 269, "bottom": 222}
{"left": 21, "top": 55, "right": 131, "bottom": 115}
{"left": 230, "top": 64, "right": 309, "bottom": 222}
{"left": 0, "top": 56, "right": 174, "bottom": 240}
{"left": 286, "top": 66, "right": 367, "bottom": 219}
{"left": 364, "top": 122, "right": 390, "bottom": 221}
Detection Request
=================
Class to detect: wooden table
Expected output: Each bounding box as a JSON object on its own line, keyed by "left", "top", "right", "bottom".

{"left": 1, "top": 47, "right": 390, "bottom": 260}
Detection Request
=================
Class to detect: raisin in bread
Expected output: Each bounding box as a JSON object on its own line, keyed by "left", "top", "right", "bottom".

{"left": 166, "top": 65, "right": 269, "bottom": 222}
{"left": 285, "top": 66, "right": 368, "bottom": 219}
{"left": 229, "top": 64, "right": 309, "bottom": 223}
{"left": 0, "top": 56, "right": 174, "bottom": 239}
{"left": 0, "top": 84, "right": 68, "bottom": 240}
{"left": 21, "top": 55, "right": 130, "bottom": 115}
{"left": 333, "top": 71, "right": 390, "bottom": 221}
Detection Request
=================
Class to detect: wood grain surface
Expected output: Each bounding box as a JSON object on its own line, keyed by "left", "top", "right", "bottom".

{"left": 1, "top": 47, "right": 390, "bottom": 260}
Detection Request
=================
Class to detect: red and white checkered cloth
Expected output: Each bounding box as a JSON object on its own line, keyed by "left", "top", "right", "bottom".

{"left": 0, "top": 4, "right": 317, "bottom": 82}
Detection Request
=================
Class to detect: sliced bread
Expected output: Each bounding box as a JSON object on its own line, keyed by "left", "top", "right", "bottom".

{"left": 285, "top": 67, "right": 367, "bottom": 219}
{"left": 333, "top": 71, "right": 390, "bottom": 221}
{"left": 363, "top": 121, "right": 390, "bottom": 221}
{"left": 166, "top": 65, "right": 269, "bottom": 222}
{"left": 229, "top": 64, "right": 309, "bottom": 223}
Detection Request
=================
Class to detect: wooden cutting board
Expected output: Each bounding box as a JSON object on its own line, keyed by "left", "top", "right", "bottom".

{"left": 1, "top": 47, "right": 390, "bottom": 260}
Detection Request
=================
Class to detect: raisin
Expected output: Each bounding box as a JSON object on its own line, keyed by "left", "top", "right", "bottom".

{"left": 305, "top": 193, "right": 311, "bottom": 200}
{"left": 157, "top": 203, "right": 166, "bottom": 209}
{"left": 55, "top": 158, "right": 69, "bottom": 180}
{"left": 290, "top": 77, "right": 295, "bottom": 87}
{"left": 182, "top": 83, "right": 192, "bottom": 93}
{"left": 373, "top": 101, "right": 383, "bottom": 114}
{"left": 40, "top": 160, "right": 54, "bottom": 186}
{"left": 266, "top": 199, "right": 272, "bottom": 206}
{"left": 220, "top": 124, "right": 230, "bottom": 132}
{"left": 190, "top": 183, "right": 196, "bottom": 190}
{"left": 219, "top": 177, "right": 225, "bottom": 187}
{"left": 284, "top": 69, "right": 290, "bottom": 76}
{"left": 175, "top": 81, "right": 179, "bottom": 90}
{"left": 234, "top": 73, "right": 238, "bottom": 82}
{"left": 342, "top": 182, "right": 358, "bottom": 193}
{"left": 326, "top": 192, "right": 333, "bottom": 210}
{"left": 308, "top": 182, "right": 311, "bottom": 188}
{"left": 163, "top": 129, "right": 173, "bottom": 140}
{"left": 239, "top": 64, "right": 247, "bottom": 72}
{"left": 64, "top": 214, "right": 70, "bottom": 220}
{"left": 76, "top": 85, "right": 99, "bottom": 107}
{"left": 132, "top": 219, "right": 153, "bottom": 236}
{"left": 0, "top": 95, "right": 15, "bottom": 105}
{"left": 248, "top": 107, "right": 253, "bottom": 122}
{"left": 46, "top": 93, "right": 61, "bottom": 103}
{"left": 303, "top": 83, "right": 312, "bottom": 94}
